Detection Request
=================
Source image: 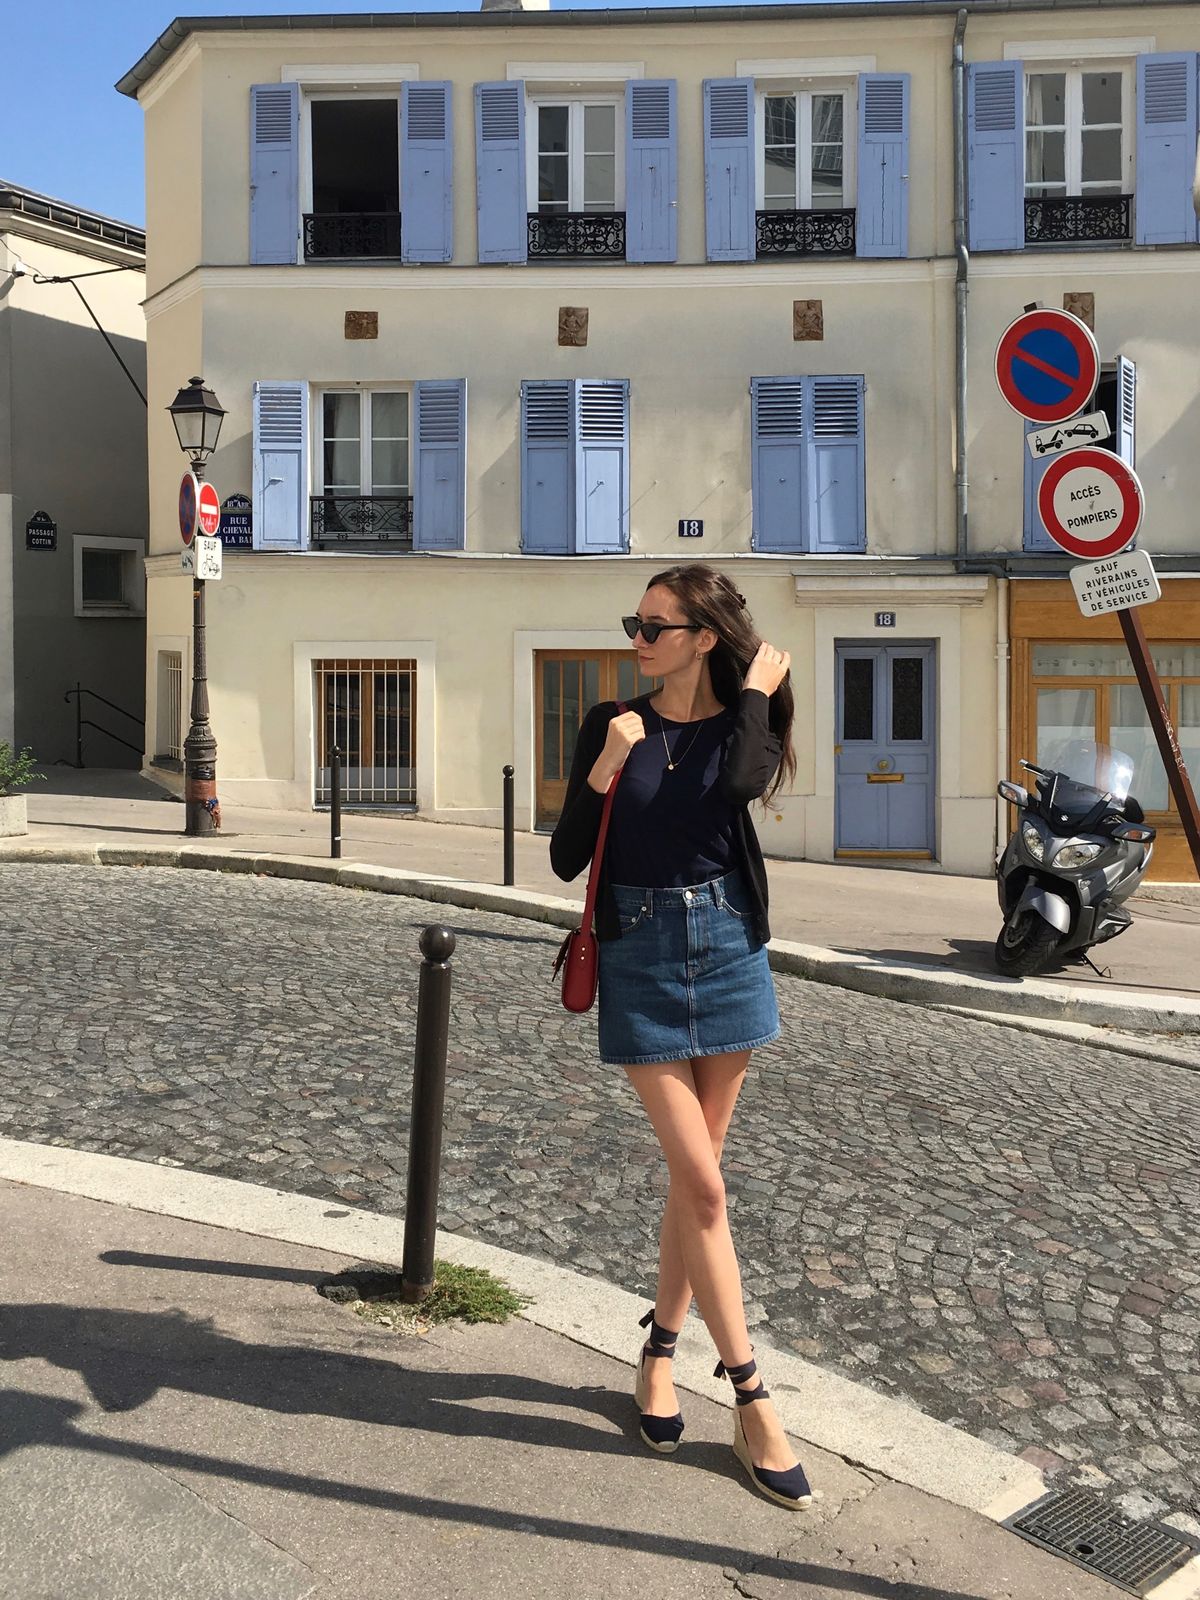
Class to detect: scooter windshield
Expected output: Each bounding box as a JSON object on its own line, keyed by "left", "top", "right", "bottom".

{"left": 1044, "top": 739, "right": 1135, "bottom": 803}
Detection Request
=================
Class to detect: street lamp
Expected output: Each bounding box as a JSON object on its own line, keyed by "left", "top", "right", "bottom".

{"left": 167, "top": 376, "right": 226, "bottom": 837}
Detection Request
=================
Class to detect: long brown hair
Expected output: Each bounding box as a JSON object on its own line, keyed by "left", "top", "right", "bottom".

{"left": 644, "top": 563, "right": 796, "bottom": 808}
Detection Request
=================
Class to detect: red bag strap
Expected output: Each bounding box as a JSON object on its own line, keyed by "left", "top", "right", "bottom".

{"left": 580, "top": 701, "right": 626, "bottom": 931}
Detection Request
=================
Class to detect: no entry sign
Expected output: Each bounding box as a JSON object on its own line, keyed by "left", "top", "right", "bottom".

{"left": 995, "top": 308, "right": 1099, "bottom": 425}
{"left": 1037, "top": 447, "right": 1143, "bottom": 560}
{"left": 198, "top": 481, "right": 221, "bottom": 537}
{"left": 178, "top": 472, "right": 199, "bottom": 546}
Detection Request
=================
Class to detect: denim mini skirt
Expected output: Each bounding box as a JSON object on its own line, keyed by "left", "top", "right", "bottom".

{"left": 596, "top": 868, "right": 781, "bottom": 1066}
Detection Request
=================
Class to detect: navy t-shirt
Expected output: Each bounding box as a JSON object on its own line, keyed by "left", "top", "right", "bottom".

{"left": 606, "top": 702, "right": 739, "bottom": 888}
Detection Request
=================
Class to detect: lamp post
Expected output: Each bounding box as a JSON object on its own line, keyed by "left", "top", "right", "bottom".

{"left": 168, "top": 376, "right": 226, "bottom": 836}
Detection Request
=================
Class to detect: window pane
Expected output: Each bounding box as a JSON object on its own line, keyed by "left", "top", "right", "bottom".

{"left": 584, "top": 155, "right": 616, "bottom": 211}
{"left": 764, "top": 149, "right": 798, "bottom": 208}
{"left": 583, "top": 659, "right": 600, "bottom": 710}
{"left": 539, "top": 105, "right": 569, "bottom": 153}
{"left": 1037, "top": 687, "right": 1095, "bottom": 770}
{"left": 539, "top": 154, "right": 569, "bottom": 210}
{"left": 1026, "top": 74, "right": 1066, "bottom": 128}
{"left": 1081, "top": 128, "right": 1122, "bottom": 188}
{"left": 892, "top": 658, "right": 924, "bottom": 741}
{"left": 1033, "top": 643, "right": 1128, "bottom": 676}
{"left": 371, "top": 391, "right": 408, "bottom": 442}
{"left": 1152, "top": 645, "right": 1200, "bottom": 676}
{"left": 311, "top": 99, "right": 399, "bottom": 214}
{"left": 584, "top": 104, "right": 615, "bottom": 154}
{"left": 82, "top": 550, "right": 125, "bottom": 605}
{"left": 324, "top": 442, "right": 360, "bottom": 492}
{"left": 323, "top": 391, "right": 361, "bottom": 441}
{"left": 1026, "top": 130, "right": 1066, "bottom": 192}
{"left": 1111, "top": 685, "right": 1170, "bottom": 812}
{"left": 1180, "top": 686, "right": 1200, "bottom": 796}
{"left": 842, "top": 658, "right": 874, "bottom": 741}
{"left": 764, "top": 96, "right": 797, "bottom": 146}
{"left": 1082, "top": 72, "right": 1122, "bottom": 126}
{"left": 811, "top": 93, "right": 843, "bottom": 145}
{"left": 542, "top": 661, "right": 561, "bottom": 781}
{"left": 370, "top": 440, "right": 407, "bottom": 492}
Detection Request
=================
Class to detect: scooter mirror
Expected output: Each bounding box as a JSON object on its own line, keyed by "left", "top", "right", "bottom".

{"left": 998, "top": 781, "right": 1029, "bottom": 807}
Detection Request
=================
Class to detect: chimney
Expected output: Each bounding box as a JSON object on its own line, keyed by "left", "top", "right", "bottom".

{"left": 482, "top": 0, "right": 550, "bottom": 10}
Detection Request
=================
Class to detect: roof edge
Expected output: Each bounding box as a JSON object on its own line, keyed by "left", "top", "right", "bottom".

{"left": 116, "top": 0, "right": 1198, "bottom": 100}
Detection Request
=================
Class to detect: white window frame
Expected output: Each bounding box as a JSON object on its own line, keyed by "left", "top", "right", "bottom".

{"left": 755, "top": 81, "right": 857, "bottom": 211}
{"left": 73, "top": 536, "right": 145, "bottom": 619}
{"left": 313, "top": 385, "right": 412, "bottom": 499}
{"left": 1023, "top": 61, "right": 1134, "bottom": 198}
{"left": 299, "top": 89, "right": 402, "bottom": 262}
{"left": 526, "top": 92, "right": 626, "bottom": 215}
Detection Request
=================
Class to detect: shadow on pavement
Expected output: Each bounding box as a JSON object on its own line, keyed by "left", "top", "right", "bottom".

{"left": 100, "top": 1251, "right": 331, "bottom": 1287}
{"left": 0, "top": 1387, "right": 990, "bottom": 1600}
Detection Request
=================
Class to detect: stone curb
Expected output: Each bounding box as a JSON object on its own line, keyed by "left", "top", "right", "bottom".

{"left": 0, "top": 1134, "right": 1045, "bottom": 1522}
{"left": 3, "top": 842, "right": 1199, "bottom": 1034}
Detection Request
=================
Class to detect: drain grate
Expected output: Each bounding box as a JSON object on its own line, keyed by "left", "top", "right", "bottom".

{"left": 1006, "top": 1490, "right": 1200, "bottom": 1597}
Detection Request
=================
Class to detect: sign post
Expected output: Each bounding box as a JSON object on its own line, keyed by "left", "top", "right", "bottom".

{"left": 996, "top": 308, "right": 1200, "bottom": 876}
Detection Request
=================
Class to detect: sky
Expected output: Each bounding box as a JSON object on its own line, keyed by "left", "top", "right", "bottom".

{"left": 5, "top": 0, "right": 876, "bottom": 228}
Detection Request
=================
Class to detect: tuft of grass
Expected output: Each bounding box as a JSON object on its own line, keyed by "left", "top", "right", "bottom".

{"left": 332, "top": 1259, "right": 532, "bottom": 1336}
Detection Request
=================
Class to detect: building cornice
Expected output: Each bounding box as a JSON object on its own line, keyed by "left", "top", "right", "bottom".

{"left": 0, "top": 184, "right": 145, "bottom": 267}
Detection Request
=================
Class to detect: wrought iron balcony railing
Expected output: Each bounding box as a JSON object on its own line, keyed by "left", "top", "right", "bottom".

{"left": 756, "top": 208, "right": 856, "bottom": 258}
{"left": 310, "top": 495, "right": 414, "bottom": 550}
{"left": 1024, "top": 194, "right": 1132, "bottom": 245}
{"left": 303, "top": 212, "right": 402, "bottom": 260}
{"left": 527, "top": 211, "right": 626, "bottom": 260}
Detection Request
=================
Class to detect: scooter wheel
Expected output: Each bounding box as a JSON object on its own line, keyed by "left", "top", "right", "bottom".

{"left": 994, "top": 912, "right": 1062, "bottom": 977}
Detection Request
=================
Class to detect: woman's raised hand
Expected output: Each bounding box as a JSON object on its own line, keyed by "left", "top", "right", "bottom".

{"left": 590, "top": 710, "right": 646, "bottom": 791}
{"left": 743, "top": 641, "right": 791, "bottom": 699}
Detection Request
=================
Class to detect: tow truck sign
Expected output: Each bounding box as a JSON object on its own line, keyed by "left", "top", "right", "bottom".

{"left": 1025, "top": 411, "right": 1112, "bottom": 459}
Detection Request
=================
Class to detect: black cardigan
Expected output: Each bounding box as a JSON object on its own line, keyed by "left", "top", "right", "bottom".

{"left": 549, "top": 689, "right": 782, "bottom": 946}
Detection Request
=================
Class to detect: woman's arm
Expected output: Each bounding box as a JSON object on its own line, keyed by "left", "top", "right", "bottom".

{"left": 549, "top": 704, "right": 610, "bottom": 881}
{"left": 719, "top": 688, "right": 783, "bottom": 807}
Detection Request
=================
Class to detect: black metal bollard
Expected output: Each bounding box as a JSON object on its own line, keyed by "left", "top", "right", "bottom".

{"left": 401, "top": 925, "right": 455, "bottom": 1302}
{"left": 330, "top": 744, "right": 342, "bottom": 860}
{"left": 502, "top": 764, "right": 515, "bottom": 886}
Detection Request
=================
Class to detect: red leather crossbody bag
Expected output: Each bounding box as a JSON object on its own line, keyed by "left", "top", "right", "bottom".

{"left": 551, "top": 703, "right": 626, "bottom": 1013}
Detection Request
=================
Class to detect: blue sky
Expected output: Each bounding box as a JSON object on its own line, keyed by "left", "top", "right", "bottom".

{"left": 6, "top": 0, "right": 861, "bottom": 227}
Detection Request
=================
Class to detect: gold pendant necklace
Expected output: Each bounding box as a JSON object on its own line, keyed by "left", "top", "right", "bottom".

{"left": 660, "top": 715, "right": 703, "bottom": 772}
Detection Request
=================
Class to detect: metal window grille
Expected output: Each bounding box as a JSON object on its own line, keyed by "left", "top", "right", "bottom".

{"left": 314, "top": 659, "right": 416, "bottom": 807}
{"left": 156, "top": 651, "right": 183, "bottom": 762}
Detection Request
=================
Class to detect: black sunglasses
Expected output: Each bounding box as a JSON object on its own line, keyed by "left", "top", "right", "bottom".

{"left": 622, "top": 616, "right": 701, "bottom": 645}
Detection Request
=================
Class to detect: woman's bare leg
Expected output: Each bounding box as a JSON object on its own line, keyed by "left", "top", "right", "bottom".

{"left": 628, "top": 1058, "right": 798, "bottom": 1472}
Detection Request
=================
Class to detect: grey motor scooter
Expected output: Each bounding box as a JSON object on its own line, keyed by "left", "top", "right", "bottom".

{"left": 994, "top": 743, "right": 1156, "bottom": 977}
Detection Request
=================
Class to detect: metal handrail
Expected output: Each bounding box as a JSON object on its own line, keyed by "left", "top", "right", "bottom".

{"left": 64, "top": 682, "right": 146, "bottom": 768}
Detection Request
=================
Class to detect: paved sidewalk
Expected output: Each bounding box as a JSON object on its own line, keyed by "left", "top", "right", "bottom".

{"left": 9, "top": 767, "right": 1200, "bottom": 1035}
{"left": 0, "top": 1161, "right": 1169, "bottom": 1600}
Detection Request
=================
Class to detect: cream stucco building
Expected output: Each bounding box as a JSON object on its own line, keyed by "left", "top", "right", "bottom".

{"left": 122, "top": 0, "right": 1200, "bottom": 879}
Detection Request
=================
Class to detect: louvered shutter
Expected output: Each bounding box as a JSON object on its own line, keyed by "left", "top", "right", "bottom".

{"left": 856, "top": 75, "right": 910, "bottom": 259}
{"left": 250, "top": 84, "right": 299, "bottom": 265}
{"left": 626, "top": 80, "right": 677, "bottom": 263}
{"left": 521, "top": 382, "right": 573, "bottom": 553}
{"left": 413, "top": 381, "right": 466, "bottom": 550}
{"left": 967, "top": 62, "right": 1024, "bottom": 252}
{"left": 808, "top": 377, "right": 866, "bottom": 552}
{"left": 704, "top": 79, "right": 756, "bottom": 262}
{"left": 1135, "top": 54, "right": 1199, "bottom": 246}
{"left": 1116, "top": 356, "right": 1136, "bottom": 468}
{"left": 401, "top": 82, "right": 453, "bottom": 263}
{"left": 575, "top": 381, "right": 629, "bottom": 554}
{"left": 751, "top": 379, "right": 805, "bottom": 552}
{"left": 476, "top": 82, "right": 527, "bottom": 264}
{"left": 252, "top": 381, "right": 308, "bottom": 550}
{"left": 1023, "top": 421, "right": 1058, "bottom": 552}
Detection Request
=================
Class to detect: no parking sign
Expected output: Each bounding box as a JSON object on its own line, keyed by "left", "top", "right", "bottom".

{"left": 995, "top": 308, "right": 1099, "bottom": 425}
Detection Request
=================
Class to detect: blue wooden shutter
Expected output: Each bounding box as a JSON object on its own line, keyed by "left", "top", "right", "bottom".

{"left": 967, "top": 62, "right": 1024, "bottom": 252}
{"left": 250, "top": 84, "right": 299, "bottom": 265}
{"left": 751, "top": 378, "right": 805, "bottom": 552}
{"left": 476, "top": 82, "right": 527, "bottom": 264}
{"left": 575, "top": 381, "right": 629, "bottom": 554}
{"left": 704, "top": 79, "right": 756, "bottom": 262}
{"left": 626, "top": 80, "right": 677, "bottom": 263}
{"left": 1135, "top": 54, "right": 1199, "bottom": 245}
{"left": 856, "top": 74, "right": 910, "bottom": 258}
{"left": 521, "top": 382, "right": 573, "bottom": 553}
{"left": 252, "top": 381, "right": 308, "bottom": 550}
{"left": 1023, "top": 421, "right": 1057, "bottom": 551}
{"left": 401, "top": 82, "right": 453, "bottom": 263}
{"left": 1116, "top": 356, "right": 1136, "bottom": 467}
{"left": 413, "top": 381, "right": 466, "bottom": 550}
{"left": 807, "top": 377, "right": 866, "bottom": 552}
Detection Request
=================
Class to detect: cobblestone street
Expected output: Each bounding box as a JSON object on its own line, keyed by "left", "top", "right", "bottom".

{"left": 2, "top": 864, "right": 1197, "bottom": 1519}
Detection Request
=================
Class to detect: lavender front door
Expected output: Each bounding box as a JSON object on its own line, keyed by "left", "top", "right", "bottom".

{"left": 835, "top": 643, "right": 936, "bottom": 858}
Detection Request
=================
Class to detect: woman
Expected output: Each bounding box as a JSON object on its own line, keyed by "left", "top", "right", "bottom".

{"left": 550, "top": 562, "right": 811, "bottom": 1511}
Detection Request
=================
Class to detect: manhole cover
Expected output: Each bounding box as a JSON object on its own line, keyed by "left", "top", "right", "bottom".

{"left": 1007, "top": 1490, "right": 1200, "bottom": 1596}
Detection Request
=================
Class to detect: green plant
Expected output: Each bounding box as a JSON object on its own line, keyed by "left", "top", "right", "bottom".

{"left": 329, "top": 1259, "right": 533, "bottom": 1335}
{"left": 0, "top": 743, "right": 44, "bottom": 798}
